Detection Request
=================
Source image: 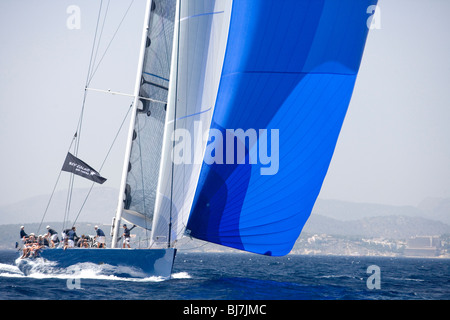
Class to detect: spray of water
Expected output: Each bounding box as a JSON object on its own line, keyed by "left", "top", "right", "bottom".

{"left": 0, "top": 258, "right": 190, "bottom": 282}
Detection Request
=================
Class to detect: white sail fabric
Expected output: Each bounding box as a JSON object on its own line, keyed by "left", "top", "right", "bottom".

{"left": 151, "top": 0, "right": 233, "bottom": 247}
{"left": 123, "top": 0, "right": 177, "bottom": 230}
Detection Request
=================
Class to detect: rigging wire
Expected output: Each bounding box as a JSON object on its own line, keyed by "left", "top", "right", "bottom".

{"left": 68, "top": 0, "right": 136, "bottom": 228}
{"left": 85, "top": 0, "right": 106, "bottom": 88}
{"left": 38, "top": 0, "right": 136, "bottom": 232}
{"left": 37, "top": 134, "right": 78, "bottom": 235}
{"left": 63, "top": 167, "right": 75, "bottom": 231}
{"left": 62, "top": 0, "right": 107, "bottom": 230}
{"left": 87, "top": 0, "right": 136, "bottom": 85}
{"left": 90, "top": 0, "right": 111, "bottom": 78}
{"left": 71, "top": 102, "right": 133, "bottom": 227}
{"left": 176, "top": 239, "right": 211, "bottom": 252}
{"left": 66, "top": 1, "right": 134, "bottom": 227}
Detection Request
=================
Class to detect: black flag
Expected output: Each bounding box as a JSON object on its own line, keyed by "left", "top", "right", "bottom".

{"left": 61, "top": 152, "right": 107, "bottom": 184}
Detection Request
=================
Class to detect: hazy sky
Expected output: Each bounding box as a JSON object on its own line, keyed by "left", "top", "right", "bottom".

{"left": 0, "top": 0, "right": 449, "bottom": 211}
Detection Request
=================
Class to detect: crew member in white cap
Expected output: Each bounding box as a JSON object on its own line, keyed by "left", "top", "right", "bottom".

{"left": 20, "top": 226, "right": 28, "bottom": 243}
{"left": 94, "top": 225, "right": 106, "bottom": 248}
{"left": 46, "top": 225, "right": 59, "bottom": 248}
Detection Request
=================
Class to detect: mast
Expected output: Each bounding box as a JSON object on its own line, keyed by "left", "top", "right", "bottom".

{"left": 111, "top": 0, "right": 153, "bottom": 248}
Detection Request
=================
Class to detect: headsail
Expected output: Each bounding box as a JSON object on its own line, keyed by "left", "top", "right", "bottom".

{"left": 151, "top": 0, "right": 233, "bottom": 247}
{"left": 185, "top": 0, "right": 378, "bottom": 256}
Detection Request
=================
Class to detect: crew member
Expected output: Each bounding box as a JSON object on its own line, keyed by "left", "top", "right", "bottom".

{"left": 122, "top": 224, "right": 136, "bottom": 248}
{"left": 20, "top": 226, "right": 28, "bottom": 243}
{"left": 94, "top": 225, "right": 106, "bottom": 248}
{"left": 21, "top": 233, "right": 42, "bottom": 258}
{"left": 67, "top": 227, "right": 78, "bottom": 248}
{"left": 46, "top": 225, "right": 59, "bottom": 248}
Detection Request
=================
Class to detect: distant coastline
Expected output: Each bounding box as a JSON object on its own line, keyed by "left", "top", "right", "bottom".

{"left": 3, "top": 221, "right": 449, "bottom": 259}
{"left": 2, "top": 189, "right": 449, "bottom": 258}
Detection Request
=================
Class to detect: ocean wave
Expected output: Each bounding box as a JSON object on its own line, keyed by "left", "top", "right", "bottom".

{"left": 0, "top": 262, "right": 25, "bottom": 278}
{"left": 6, "top": 258, "right": 184, "bottom": 282}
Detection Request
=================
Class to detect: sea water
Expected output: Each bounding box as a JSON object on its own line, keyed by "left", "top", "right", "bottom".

{"left": 0, "top": 250, "right": 448, "bottom": 300}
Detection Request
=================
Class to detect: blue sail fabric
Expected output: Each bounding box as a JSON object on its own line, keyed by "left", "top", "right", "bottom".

{"left": 186, "top": 0, "right": 378, "bottom": 256}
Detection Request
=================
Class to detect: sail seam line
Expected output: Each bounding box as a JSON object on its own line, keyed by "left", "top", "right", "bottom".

{"left": 180, "top": 11, "right": 224, "bottom": 22}
{"left": 223, "top": 71, "right": 358, "bottom": 77}
{"left": 143, "top": 72, "right": 169, "bottom": 82}
{"left": 166, "top": 107, "right": 212, "bottom": 124}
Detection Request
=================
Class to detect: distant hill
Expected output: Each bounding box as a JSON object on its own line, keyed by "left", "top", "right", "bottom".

{"left": 302, "top": 214, "right": 450, "bottom": 239}
{"left": 313, "top": 198, "right": 450, "bottom": 224}
{"left": 1, "top": 189, "right": 449, "bottom": 243}
{"left": 307, "top": 197, "right": 450, "bottom": 238}
{"left": 0, "top": 187, "right": 118, "bottom": 225}
{"left": 417, "top": 197, "right": 450, "bottom": 225}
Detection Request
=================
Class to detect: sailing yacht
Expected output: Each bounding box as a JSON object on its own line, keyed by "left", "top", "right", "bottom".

{"left": 19, "top": 0, "right": 377, "bottom": 278}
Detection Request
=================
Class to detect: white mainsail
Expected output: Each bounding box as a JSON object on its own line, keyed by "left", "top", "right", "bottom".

{"left": 112, "top": 0, "right": 174, "bottom": 247}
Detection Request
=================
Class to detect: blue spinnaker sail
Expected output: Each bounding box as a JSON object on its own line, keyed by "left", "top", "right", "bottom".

{"left": 186, "top": 0, "right": 377, "bottom": 256}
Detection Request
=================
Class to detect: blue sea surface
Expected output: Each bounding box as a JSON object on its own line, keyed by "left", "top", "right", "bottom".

{"left": 0, "top": 249, "right": 448, "bottom": 300}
